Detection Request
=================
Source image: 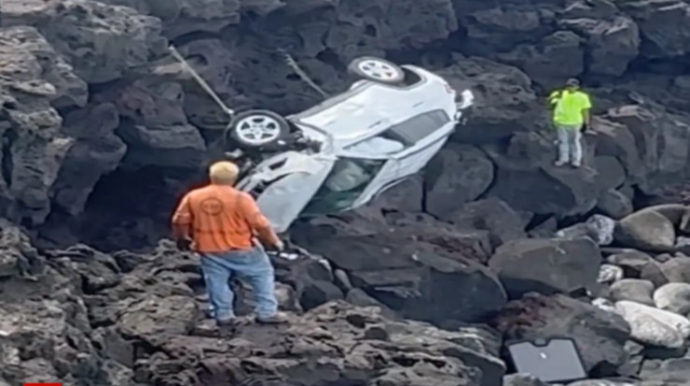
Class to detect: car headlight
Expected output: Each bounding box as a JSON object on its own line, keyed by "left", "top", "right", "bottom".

{"left": 456, "top": 89, "right": 474, "bottom": 110}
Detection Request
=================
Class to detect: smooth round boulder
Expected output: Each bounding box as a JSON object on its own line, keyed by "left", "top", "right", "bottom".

{"left": 614, "top": 210, "right": 676, "bottom": 252}
{"left": 607, "top": 250, "right": 655, "bottom": 278}
{"left": 615, "top": 300, "right": 690, "bottom": 348}
{"left": 654, "top": 282, "right": 690, "bottom": 315}
{"left": 609, "top": 279, "right": 655, "bottom": 306}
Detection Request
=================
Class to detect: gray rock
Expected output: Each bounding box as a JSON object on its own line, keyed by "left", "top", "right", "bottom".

{"left": 654, "top": 282, "right": 690, "bottom": 315}
{"left": 4, "top": 0, "right": 168, "bottom": 83}
{"left": 51, "top": 103, "right": 126, "bottom": 216}
{"left": 592, "top": 156, "right": 628, "bottom": 191}
{"left": 371, "top": 175, "right": 424, "bottom": 212}
{"left": 597, "top": 189, "right": 634, "bottom": 220}
{"left": 438, "top": 56, "right": 540, "bottom": 143}
{"left": 638, "top": 358, "right": 690, "bottom": 385}
{"left": 490, "top": 237, "right": 601, "bottom": 299}
{"left": 504, "top": 373, "right": 548, "bottom": 386}
{"left": 568, "top": 381, "right": 635, "bottom": 386}
{"left": 303, "top": 234, "right": 508, "bottom": 324}
{"left": 615, "top": 300, "right": 690, "bottom": 349}
{"left": 556, "top": 214, "right": 616, "bottom": 246}
{"left": 614, "top": 210, "right": 676, "bottom": 252}
{"left": 496, "top": 294, "right": 630, "bottom": 375}
{"left": 599, "top": 264, "right": 624, "bottom": 285}
{"left": 424, "top": 144, "right": 494, "bottom": 217}
{"left": 607, "top": 250, "right": 656, "bottom": 278}
{"left": 641, "top": 257, "right": 690, "bottom": 287}
{"left": 608, "top": 279, "right": 655, "bottom": 306}
{"left": 442, "top": 197, "right": 527, "bottom": 249}
{"left": 482, "top": 132, "right": 599, "bottom": 217}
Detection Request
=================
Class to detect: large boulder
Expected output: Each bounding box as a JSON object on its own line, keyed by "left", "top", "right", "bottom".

{"left": 489, "top": 238, "right": 602, "bottom": 298}
{"left": 614, "top": 209, "right": 676, "bottom": 252}
{"left": 482, "top": 132, "right": 600, "bottom": 217}
{"left": 424, "top": 144, "right": 495, "bottom": 217}
{"left": 654, "top": 282, "right": 690, "bottom": 315}
{"left": 440, "top": 198, "right": 528, "bottom": 249}
{"left": 437, "top": 56, "right": 542, "bottom": 143}
{"left": 494, "top": 293, "right": 631, "bottom": 375}
{"left": 615, "top": 300, "right": 690, "bottom": 348}
{"left": 301, "top": 234, "right": 508, "bottom": 325}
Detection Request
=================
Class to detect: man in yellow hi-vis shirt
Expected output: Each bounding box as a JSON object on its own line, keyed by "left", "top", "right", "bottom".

{"left": 548, "top": 78, "right": 592, "bottom": 168}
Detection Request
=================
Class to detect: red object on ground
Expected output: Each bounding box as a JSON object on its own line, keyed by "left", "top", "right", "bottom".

{"left": 24, "top": 383, "right": 62, "bottom": 386}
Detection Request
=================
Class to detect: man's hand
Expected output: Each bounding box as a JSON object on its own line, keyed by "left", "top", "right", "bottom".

{"left": 274, "top": 240, "right": 285, "bottom": 252}
{"left": 582, "top": 121, "right": 597, "bottom": 134}
{"left": 176, "top": 238, "right": 193, "bottom": 251}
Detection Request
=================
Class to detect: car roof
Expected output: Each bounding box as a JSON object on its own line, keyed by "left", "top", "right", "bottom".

{"left": 289, "top": 66, "right": 440, "bottom": 145}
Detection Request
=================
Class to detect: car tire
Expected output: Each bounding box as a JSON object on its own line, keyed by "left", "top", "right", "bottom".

{"left": 347, "top": 57, "right": 405, "bottom": 85}
{"left": 225, "top": 109, "right": 291, "bottom": 149}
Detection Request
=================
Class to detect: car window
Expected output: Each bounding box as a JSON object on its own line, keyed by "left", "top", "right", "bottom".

{"left": 387, "top": 110, "right": 450, "bottom": 145}
{"left": 345, "top": 110, "right": 451, "bottom": 152}
{"left": 301, "top": 157, "right": 386, "bottom": 215}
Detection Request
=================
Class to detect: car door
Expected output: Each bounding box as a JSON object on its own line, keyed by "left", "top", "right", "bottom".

{"left": 349, "top": 110, "right": 455, "bottom": 207}
{"left": 237, "top": 152, "right": 336, "bottom": 233}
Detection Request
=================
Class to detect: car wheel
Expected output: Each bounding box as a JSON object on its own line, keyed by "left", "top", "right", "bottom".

{"left": 225, "top": 110, "right": 291, "bottom": 149}
{"left": 347, "top": 57, "right": 405, "bottom": 84}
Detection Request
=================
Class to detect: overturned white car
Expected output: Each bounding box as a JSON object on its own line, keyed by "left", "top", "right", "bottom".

{"left": 170, "top": 48, "right": 474, "bottom": 232}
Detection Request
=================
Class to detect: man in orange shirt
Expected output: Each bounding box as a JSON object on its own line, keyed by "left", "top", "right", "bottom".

{"left": 171, "top": 161, "right": 287, "bottom": 333}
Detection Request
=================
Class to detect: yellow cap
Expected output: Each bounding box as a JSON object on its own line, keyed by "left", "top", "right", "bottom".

{"left": 209, "top": 161, "right": 239, "bottom": 184}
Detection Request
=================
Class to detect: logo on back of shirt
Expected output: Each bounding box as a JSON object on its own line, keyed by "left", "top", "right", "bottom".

{"left": 200, "top": 197, "right": 224, "bottom": 215}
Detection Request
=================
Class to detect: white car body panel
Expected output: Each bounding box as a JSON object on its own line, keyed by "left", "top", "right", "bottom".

{"left": 352, "top": 133, "right": 452, "bottom": 208}
{"left": 235, "top": 152, "right": 336, "bottom": 232}
{"left": 236, "top": 62, "right": 474, "bottom": 233}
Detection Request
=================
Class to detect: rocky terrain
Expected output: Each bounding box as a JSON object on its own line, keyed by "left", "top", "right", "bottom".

{"left": 3, "top": 0, "right": 690, "bottom": 385}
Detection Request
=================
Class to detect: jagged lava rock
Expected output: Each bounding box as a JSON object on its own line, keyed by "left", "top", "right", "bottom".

{"left": 494, "top": 293, "right": 631, "bottom": 375}
{"left": 301, "top": 233, "right": 507, "bottom": 324}
{"left": 3, "top": 0, "right": 167, "bottom": 83}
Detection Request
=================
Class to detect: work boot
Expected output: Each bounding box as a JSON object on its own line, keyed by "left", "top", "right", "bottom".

{"left": 554, "top": 160, "right": 567, "bottom": 167}
{"left": 256, "top": 312, "right": 289, "bottom": 325}
{"left": 217, "top": 318, "right": 238, "bottom": 338}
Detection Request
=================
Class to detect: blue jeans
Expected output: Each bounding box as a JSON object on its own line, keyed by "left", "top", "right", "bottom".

{"left": 200, "top": 247, "right": 278, "bottom": 322}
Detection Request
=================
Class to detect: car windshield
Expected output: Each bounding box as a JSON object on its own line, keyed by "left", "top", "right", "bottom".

{"left": 302, "top": 156, "right": 386, "bottom": 215}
